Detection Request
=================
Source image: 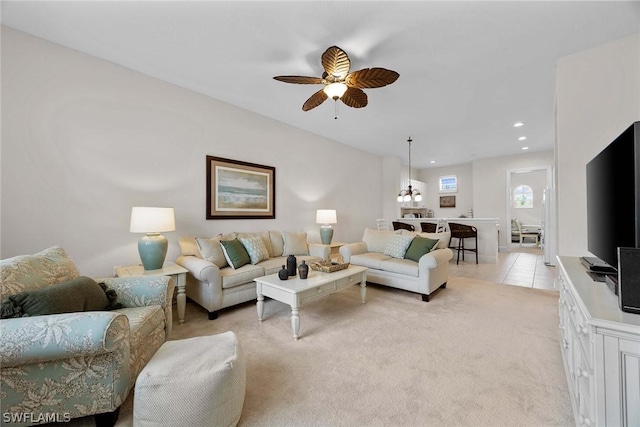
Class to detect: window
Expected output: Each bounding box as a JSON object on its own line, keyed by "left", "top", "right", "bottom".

{"left": 513, "top": 185, "right": 533, "bottom": 208}
{"left": 439, "top": 175, "right": 457, "bottom": 193}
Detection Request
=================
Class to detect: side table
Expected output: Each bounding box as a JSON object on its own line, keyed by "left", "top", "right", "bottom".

{"left": 328, "top": 242, "right": 345, "bottom": 260}
{"left": 115, "top": 262, "right": 189, "bottom": 324}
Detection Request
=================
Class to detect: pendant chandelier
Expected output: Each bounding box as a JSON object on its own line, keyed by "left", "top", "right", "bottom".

{"left": 397, "top": 137, "right": 422, "bottom": 203}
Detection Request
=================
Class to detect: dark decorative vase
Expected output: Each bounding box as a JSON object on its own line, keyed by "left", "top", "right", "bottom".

{"left": 298, "top": 260, "right": 309, "bottom": 279}
{"left": 286, "top": 254, "right": 297, "bottom": 277}
{"left": 278, "top": 265, "right": 289, "bottom": 280}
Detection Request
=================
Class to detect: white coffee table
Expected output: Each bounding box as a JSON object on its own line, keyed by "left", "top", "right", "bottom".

{"left": 254, "top": 265, "right": 367, "bottom": 340}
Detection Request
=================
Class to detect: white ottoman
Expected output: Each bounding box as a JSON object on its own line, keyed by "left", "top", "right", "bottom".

{"left": 133, "top": 332, "right": 246, "bottom": 427}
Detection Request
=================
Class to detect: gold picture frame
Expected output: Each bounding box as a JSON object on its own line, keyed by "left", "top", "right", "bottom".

{"left": 440, "top": 195, "right": 456, "bottom": 208}
{"left": 206, "top": 156, "right": 275, "bottom": 219}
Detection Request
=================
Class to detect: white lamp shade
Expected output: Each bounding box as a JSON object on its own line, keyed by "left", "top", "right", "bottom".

{"left": 130, "top": 207, "right": 176, "bottom": 233}
{"left": 316, "top": 209, "right": 337, "bottom": 224}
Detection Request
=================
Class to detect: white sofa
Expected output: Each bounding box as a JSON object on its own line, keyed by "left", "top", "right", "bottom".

{"left": 176, "top": 231, "right": 329, "bottom": 319}
{"left": 339, "top": 228, "right": 453, "bottom": 301}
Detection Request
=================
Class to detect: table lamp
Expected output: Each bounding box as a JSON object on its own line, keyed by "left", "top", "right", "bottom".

{"left": 316, "top": 209, "right": 337, "bottom": 244}
{"left": 130, "top": 207, "right": 175, "bottom": 270}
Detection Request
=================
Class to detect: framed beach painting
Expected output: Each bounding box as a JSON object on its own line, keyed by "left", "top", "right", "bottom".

{"left": 206, "top": 156, "right": 276, "bottom": 219}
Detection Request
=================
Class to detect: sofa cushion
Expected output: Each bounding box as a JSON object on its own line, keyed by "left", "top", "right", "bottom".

{"left": 115, "top": 305, "right": 166, "bottom": 378}
{"left": 362, "top": 228, "right": 399, "bottom": 253}
{"left": 1, "top": 276, "right": 110, "bottom": 319}
{"left": 383, "top": 234, "right": 415, "bottom": 259}
{"left": 257, "top": 257, "right": 287, "bottom": 275}
{"left": 195, "top": 237, "right": 228, "bottom": 268}
{"left": 179, "top": 237, "right": 202, "bottom": 258}
{"left": 0, "top": 246, "right": 80, "bottom": 300}
{"left": 282, "top": 231, "right": 309, "bottom": 256}
{"left": 217, "top": 232, "right": 237, "bottom": 241}
{"left": 220, "top": 239, "right": 251, "bottom": 269}
{"left": 350, "top": 252, "right": 393, "bottom": 270}
{"left": 379, "top": 258, "right": 420, "bottom": 277}
{"left": 239, "top": 235, "right": 270, "bottom": 265}
{"left": 257, "top": 255, "right": 324, "bottom": 276}
{"left": 407, "top": 230, "right": 451, "bottom": 249}
{"left": 117, "top": 305, "right": 164, "bottom": 345}
{"left": 237, "top": 232, "right": 274, "bottom": 257}
{"left": 269, "top": 231, "right": 285, "bottom": 257}
{"left": 220, "top": 264, "right": 265, "bottom": 289}
{"left": 404, "top": 236, "right": 440, "bottom": 262}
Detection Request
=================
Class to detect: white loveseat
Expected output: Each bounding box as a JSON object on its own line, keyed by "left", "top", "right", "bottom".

{"left": 339, "top": 228, "right": 453, "bottom": 301}
{"left": 176, "top": 231, "right": 329, "bottom": 319}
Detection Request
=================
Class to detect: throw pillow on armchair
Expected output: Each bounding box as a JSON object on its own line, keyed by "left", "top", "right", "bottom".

{"left": 0, "top": 276, "right": 120, "bottom": 318}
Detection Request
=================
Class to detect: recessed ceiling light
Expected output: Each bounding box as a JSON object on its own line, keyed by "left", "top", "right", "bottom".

{"left": 522, "top": 146, "right": 529, "bottom": 150}
{"left": 518, "top": 136, "right": 527, "bottom": 141}
{"left": 430, "top": 160, "right": 436, "bottom": 164}
{"left": 514, "top": 122, "right": 524, "bottom": 127}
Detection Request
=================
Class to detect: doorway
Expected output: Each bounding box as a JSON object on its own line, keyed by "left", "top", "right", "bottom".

{"left": 505, "top": 166, "right": 554, "bottom": 254}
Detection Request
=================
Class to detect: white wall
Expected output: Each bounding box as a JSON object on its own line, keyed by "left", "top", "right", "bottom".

{"left": 555, "top": 33, "right": 640, "bottom": 257}
{"left": 1, "top": 27, "right": 383, "bottom": 276}
{"left": 382, "top": 155, "right": 403, "bottom": 222}
{"left": 418, "top": 163, "right": 473, "bottom": 218}
{"left": 472, "top": 150, "right": 554, "bottom": 249}
{"left": 417, "top": 152, "right": 553, "bottom": 249}
{"left": 510, "top": 169, "right": 547, "bottom": 227}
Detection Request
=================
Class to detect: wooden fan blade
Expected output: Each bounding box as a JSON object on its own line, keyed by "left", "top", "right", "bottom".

{"left": 345, "top": 68, "right": 400, "bottom": 88}
{"left": 321, "top": 46, "right": 351, "bottom": 79}
{"left": 274, "top": 76, "right": 325, "bottom": 84}
{"left": 302, "top": 89, "right": 328, "bottom": 111}
{"left": 340, "top": 87, "right": 368, "bottom": 108}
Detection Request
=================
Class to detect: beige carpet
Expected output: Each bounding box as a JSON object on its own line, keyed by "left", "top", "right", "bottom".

{"left": 106, "top": 276, "right": 573, "bottom": 427}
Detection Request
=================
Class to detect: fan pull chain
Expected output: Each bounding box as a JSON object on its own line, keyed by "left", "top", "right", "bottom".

{"left": 334, "top": 100, "right": 339, "bottom": 120}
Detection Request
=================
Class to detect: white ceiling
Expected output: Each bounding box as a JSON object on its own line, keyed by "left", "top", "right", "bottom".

{"left": 2, "top": 1, "right": 639, "bottom": 168}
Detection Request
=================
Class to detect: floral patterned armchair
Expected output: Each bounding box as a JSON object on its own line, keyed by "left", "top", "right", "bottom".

{"left": 0, "top": 247, "right": 174, "bottom": 426}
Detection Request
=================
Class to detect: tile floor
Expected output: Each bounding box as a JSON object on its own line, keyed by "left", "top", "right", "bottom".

{"left": 448, "top": 243, "right": 557, "bottom": 290}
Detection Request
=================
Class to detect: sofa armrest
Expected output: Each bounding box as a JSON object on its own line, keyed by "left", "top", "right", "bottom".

{"left": 339, "top": 242, "right": 368, "bottom": 262}
{"left": 419, "top": 248, "right": 454, "bottom": 269}
{"left": 176, "top": 255, "right": 222, "bottom": 285}
{"left": 308, "top": 243, "right": 330, "bottom": 260}
{"left": 100, "top": 276, "right": 174, "bottom": 310}
{"left": 0, "top": 311, "right": 130, "bottom": 367}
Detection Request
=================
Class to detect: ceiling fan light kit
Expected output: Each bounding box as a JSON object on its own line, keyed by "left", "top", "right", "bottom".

{"left": 323, "top": 82, "right": 348, "bottom": 100}
{"left": 274, "top": 46, "right": 399, "bottom": 118}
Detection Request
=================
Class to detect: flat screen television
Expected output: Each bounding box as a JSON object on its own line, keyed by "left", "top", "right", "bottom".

{"left": 586, "top": 121, "right": 640, "bottom": 271}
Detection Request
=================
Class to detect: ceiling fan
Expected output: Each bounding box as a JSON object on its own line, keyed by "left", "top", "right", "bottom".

{"left": 273, "top": 46, "right": 399, "bottom": 116}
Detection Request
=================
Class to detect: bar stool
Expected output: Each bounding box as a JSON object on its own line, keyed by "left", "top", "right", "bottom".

{"left": 420, "top": 222, "right": 437, "bottom": 232}
{"left": 376, "top": 218, "right": 390, "bottom": 230}
{"left": 448, "top": 222, "right": 478, "bottom": 264}
{"left": 392, "top": 221, "right": 415, "bottom": 232}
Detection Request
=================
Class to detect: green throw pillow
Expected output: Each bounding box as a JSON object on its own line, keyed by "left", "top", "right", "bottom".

{"left": 0, "top": 276, "right": 113, "bottom": 319}
{"left": 404, "top": 236, "right": 439, "bottom": 262}
{"left": 220, "top": 239, "right": 251, "bottom": 269}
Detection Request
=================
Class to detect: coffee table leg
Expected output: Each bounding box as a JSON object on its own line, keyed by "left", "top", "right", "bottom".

{"left": 360, "top": 281, "right": 367, "bottom": 304}
{"left": 257, "top": 293, "right": 264, "bottom": 322}
{"left": 291, "top": 306, "right": 300, "bottom": 340}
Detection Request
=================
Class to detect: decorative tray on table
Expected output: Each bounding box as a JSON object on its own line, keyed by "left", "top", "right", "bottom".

{"left": 309, "top": 259, "right": 350, "bottom": 273}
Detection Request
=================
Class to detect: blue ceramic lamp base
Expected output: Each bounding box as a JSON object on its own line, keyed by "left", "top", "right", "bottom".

{"left": 320, "top": 225, "right": 334, "bottom": 245}
{"left": 138, "top": 233, "right": 168, "bottom": 270}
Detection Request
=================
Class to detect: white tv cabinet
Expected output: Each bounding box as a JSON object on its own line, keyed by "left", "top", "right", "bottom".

{"left": 556, "top": 256, "right": 640, "bottom": 426}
